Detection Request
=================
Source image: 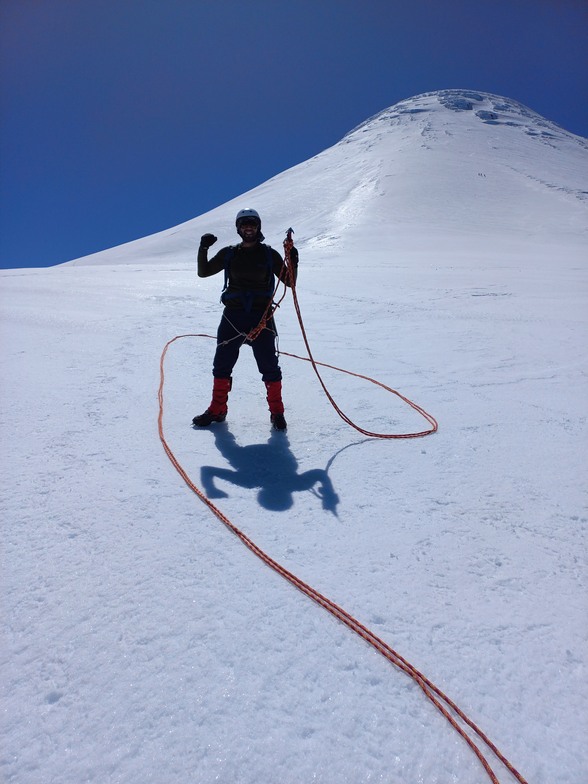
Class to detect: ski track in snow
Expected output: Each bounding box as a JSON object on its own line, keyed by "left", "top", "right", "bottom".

{"left": 2, "top": 90, "right": 588, "bottom": 784}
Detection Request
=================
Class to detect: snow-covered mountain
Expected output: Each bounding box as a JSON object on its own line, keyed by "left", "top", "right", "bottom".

{"left": 2, "top": 90, "right": 587, "bottom": 784}
{"left": 68, "top": 88, "right": 588, "bottom": 266}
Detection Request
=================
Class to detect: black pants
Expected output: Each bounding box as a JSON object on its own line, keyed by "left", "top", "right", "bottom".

{"left": 212, "top": 308, "right": 282, "bottom": 383}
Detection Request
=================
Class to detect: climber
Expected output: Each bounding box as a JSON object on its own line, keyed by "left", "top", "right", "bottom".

{"left": 193, "top": 209, "right": 298, "bottom": 431}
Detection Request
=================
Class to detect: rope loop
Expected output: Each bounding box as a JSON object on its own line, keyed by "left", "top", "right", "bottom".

{"left": 156, "top": 230, "right": 527, "bottom": 783}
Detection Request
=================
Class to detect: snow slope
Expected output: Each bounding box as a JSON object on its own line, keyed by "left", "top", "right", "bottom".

{"left": 66, "top": 89, "right": 588, "bottom": 266}
{"left": 1, "top": 90, "right": 587, "bottom": 783}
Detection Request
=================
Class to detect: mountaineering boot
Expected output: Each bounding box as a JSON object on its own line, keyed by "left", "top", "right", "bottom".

{"left": 265, "top": 380, "right": 287, "bottom": 431}
{"left": 192, "top": 377, "right": 232, "bottom": 427}
{"left": 270, "top": 412, "right": 287, "bottom": 431}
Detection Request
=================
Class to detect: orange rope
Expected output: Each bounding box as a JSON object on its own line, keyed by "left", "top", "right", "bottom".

{"left": 281, "top": 348, "right": 438, "bottom": 438}
{"left": 158, "top": 335, "right": 527, "bottom": 784}
{"left": 282, "top": 229, "right": 437, "bottom": 438}
{"left": 157, "top": 231, "right": 527, "bottom": 781}
{"left": 240, "top": 229, "right": 438, "bottom": 439}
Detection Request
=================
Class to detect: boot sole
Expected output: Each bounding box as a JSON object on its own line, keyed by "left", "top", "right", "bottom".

{"left": 192, "top": 414, "right": 227, "bottom": 427}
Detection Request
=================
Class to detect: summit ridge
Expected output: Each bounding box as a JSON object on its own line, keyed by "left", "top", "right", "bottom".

{"left": 345, "top": 89, "right": 587, "bottom": 151}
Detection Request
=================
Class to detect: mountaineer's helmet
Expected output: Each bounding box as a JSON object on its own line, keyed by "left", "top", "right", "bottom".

{"left": 235, "top": 208, "right": 261, "bottom": 229}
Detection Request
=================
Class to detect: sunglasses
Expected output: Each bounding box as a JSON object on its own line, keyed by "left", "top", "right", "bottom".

{"left": 239, "top": 219, "right": 259, "bottom": 227}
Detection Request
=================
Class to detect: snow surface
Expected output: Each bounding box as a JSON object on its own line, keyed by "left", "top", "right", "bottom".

{"left": 1, "top": 90, "right": 587, "bottom": 783}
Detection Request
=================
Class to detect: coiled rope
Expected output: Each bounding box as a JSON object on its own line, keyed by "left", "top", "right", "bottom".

{"left": 157, "top": 232, "right": 527, "bottom": 783}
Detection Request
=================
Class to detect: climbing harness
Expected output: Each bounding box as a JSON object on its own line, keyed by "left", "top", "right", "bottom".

{"left": 157, "top": 229, "right": 527, "bottom": 784}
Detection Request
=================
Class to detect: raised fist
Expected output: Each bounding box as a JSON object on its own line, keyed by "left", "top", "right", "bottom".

{"left": 200, "top": 233, "right": 217, "bottom": 249}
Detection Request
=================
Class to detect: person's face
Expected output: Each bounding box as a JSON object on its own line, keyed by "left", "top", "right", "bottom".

{"left": 238, "top": 219, "right": 259, "bottom": 243}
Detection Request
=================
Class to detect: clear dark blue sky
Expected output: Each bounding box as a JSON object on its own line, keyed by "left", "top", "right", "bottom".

{"left": 1, "top": 0, "right": 586, "bottom": 269}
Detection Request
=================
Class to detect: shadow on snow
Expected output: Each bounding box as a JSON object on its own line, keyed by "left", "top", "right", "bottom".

{"left": 198, "top": 423, "right": 340, "bottom": 516}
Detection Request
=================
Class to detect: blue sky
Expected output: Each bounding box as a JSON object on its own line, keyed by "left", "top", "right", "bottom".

{"left": 1, "top": 0, "right": 586, "bottom": 269}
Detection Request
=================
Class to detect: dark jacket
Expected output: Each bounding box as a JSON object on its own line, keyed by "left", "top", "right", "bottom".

{"left": 198, "top": 242, "right": 298, "bottom": 310}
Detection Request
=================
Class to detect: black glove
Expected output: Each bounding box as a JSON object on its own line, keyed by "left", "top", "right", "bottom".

{"left": 289, "top": 247, "right": 299, "bottom": 266}
{"left": 200, "top": 233, "right": 217, "bottom": 249}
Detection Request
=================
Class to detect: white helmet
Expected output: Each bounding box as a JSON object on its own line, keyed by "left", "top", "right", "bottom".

{"left": 235, "top": 208, "right": 261, "bottom": 227}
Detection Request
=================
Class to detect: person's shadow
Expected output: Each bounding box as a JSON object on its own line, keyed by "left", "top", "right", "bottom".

{"left": 198, "top": 424, "right": 340, "bottom": 515}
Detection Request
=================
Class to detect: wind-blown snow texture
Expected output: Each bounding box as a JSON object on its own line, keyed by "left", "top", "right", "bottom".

{"left": 1, "top": 90, "right": 587, "bottom": 783}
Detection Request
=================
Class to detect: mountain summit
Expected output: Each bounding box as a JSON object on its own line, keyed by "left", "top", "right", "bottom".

{"left": 69, "top": 89, "right": 588, "bottom": 266}
{"left": 346, "top": 89, "right": 586, "bottom": 146}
